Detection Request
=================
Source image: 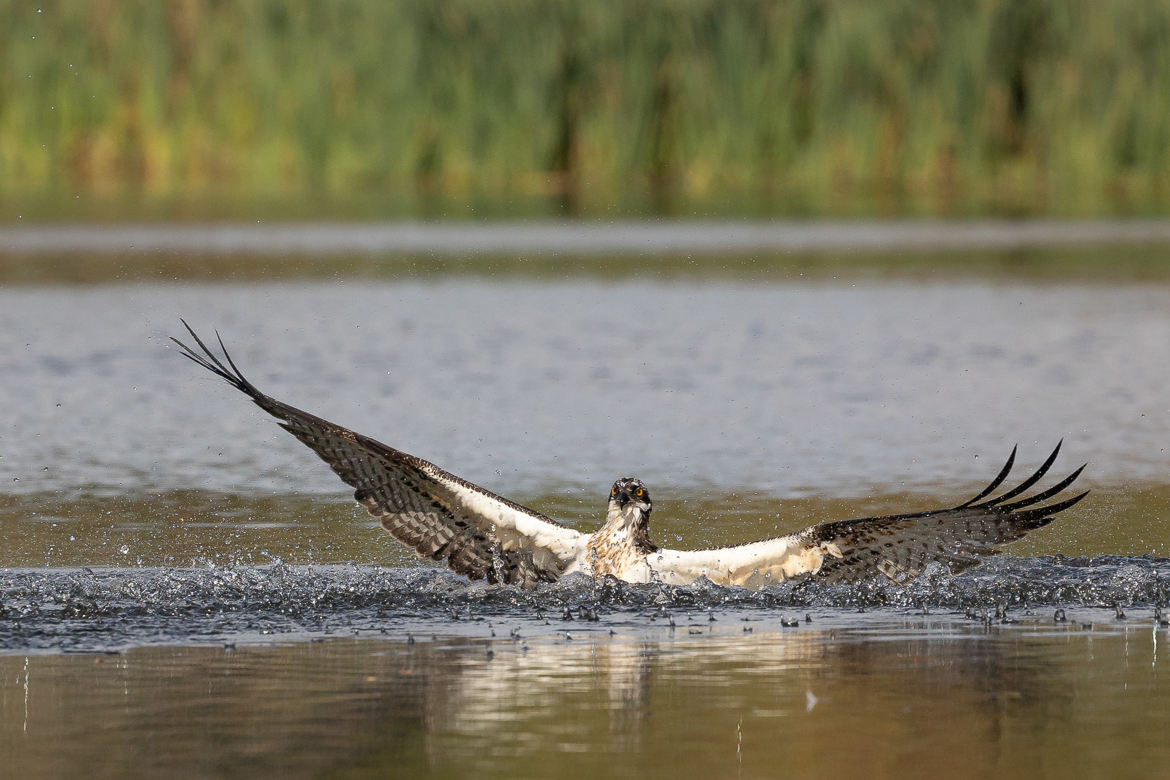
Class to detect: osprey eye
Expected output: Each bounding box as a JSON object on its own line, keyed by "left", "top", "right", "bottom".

{"left": 636, "top": 488, "right": 644, "bottom": 496}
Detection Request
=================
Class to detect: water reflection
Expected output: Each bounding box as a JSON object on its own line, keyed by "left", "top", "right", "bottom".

{"left": 2, "top": 616, "right": 1167, "bottom": 779}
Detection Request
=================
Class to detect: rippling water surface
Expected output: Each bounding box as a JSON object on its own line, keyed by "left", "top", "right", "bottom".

{"left": 2, "top": 278, "right": 1168, "bottom": 496}
{"left": 2, "top": 249, "right": 1170, "bottom": 778}
{"left": 4, "top": 598, "right": 1170, "bottom": 779}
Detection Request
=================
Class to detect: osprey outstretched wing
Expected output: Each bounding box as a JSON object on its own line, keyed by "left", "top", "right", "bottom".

{"left": 644, "top": 444, "right": 1087, "bottom": 587}
{"left": 174, "top": 322, "right": 1087, "bottom": 590}
{"left": 172, "top": 322, "right": 585, "bottom": 588}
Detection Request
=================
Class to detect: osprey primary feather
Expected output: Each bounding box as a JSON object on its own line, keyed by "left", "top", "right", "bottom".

{"left": 172, "top": 321, "right": 1088, "bottom": 590}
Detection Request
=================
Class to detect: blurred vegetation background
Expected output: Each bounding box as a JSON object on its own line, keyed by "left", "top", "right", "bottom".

{"left": 2, "top": 0, "right": 1169, "bottom": 220}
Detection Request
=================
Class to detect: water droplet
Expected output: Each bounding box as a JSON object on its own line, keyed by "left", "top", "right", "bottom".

{"left": 119, "top": 545, "right": 130, "bottom": 555}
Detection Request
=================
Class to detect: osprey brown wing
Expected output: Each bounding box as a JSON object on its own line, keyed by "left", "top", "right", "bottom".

{"left": 171, "top": 321, "right": 583, "bottom": 588}
{"left": 803, "top": 443, "right": 1088, "bottom": 584}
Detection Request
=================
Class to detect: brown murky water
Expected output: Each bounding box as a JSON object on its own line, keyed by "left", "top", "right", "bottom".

{"left": 2, "top": 484, "right": 1170, "bottom": 571}
{"left": 4, "top": 615, "right": 1169, "bottom": 779}
{"left": 2, "top": 243, "right": 1170, "bottom": 778}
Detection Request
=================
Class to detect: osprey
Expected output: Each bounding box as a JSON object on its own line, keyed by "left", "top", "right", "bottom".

{"left": 172, "top": 322, "right": 1088, "bottom": 590}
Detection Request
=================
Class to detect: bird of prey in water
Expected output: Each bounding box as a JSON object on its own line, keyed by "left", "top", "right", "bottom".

{"left": 172, "top": 322, "right": 1088, "bottom": 590}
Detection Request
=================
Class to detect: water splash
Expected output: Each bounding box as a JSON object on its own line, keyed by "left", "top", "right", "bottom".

{"left": 2, "top": 555, "right": 1168, "bottom": 652}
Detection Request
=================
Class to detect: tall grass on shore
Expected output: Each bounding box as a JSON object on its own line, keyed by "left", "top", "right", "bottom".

{"left": 2, "top": 1, "right": 1169, "bottom": 218}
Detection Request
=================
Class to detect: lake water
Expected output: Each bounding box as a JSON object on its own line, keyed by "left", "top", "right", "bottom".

{"left": 4, "top": 606, "right": 1170, "bottom": 779}
{"left": 2, "top": 234, "right": 1170, "bottom": 778}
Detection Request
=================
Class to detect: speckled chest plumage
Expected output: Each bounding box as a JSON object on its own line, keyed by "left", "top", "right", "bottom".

{"left": 585, "top": 528, "right": 646, "bottom": 578}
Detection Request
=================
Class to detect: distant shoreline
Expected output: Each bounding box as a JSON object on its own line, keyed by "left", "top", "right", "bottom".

{"left": 5, "top": 219, "right": 1170, "bottom": 256}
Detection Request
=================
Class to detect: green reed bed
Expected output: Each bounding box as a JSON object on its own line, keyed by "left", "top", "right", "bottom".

{"left": 2, "top": 0, "right": 1169, "bottom": 218}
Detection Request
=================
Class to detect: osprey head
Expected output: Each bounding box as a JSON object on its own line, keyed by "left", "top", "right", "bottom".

{"left": 609, "top": 477, "right": 652, "bottom": 516}
{"left": 605, "top": 477, "right": 657, "bottom": 553}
